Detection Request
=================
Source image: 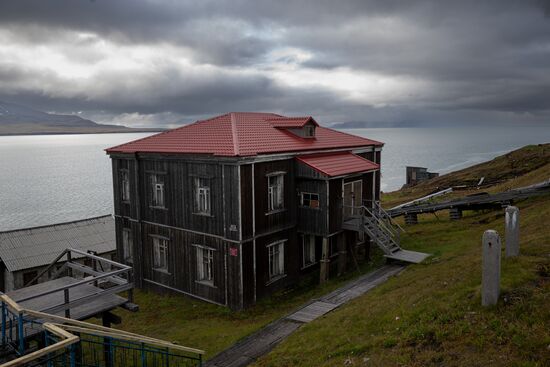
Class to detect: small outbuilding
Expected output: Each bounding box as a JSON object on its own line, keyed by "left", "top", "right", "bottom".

{"left": 0, "top": 215, "right": 116, "bottom": 292}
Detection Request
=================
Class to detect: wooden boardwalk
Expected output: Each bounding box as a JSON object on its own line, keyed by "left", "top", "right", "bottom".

{"left": 205, "top": 264, "right": 405, "bottom": 367}
{"left": 7, "top": 277, "right": 128, "bottom": 320}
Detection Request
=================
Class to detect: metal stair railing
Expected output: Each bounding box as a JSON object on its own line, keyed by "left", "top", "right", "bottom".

{"left": 0, "top": 294, "right": 205, "bottom": 367}
{"left": 356, "top": 206, "right": 402, "bottom": 255}
{"left": 371, "top": 201, "right": 405, "bottom": 242}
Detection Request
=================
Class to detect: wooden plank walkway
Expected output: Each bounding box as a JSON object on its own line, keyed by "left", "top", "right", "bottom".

{"left": 7, "top": 277, "right": 128, "bottom": 320}
{"left": 205, "top": 264, "right": 405, "bottom": 367}
{"left": 386, "top": 249, "right": 430, "bottom": 263}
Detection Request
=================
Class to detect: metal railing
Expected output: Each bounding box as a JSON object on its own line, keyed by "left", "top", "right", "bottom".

{"left": 21, "top": 248, "right": 134, "bottom": 319}
{"left": 0, "top": 295, "right": 204, "bottom": 367}
{"left": 343, "top": 204, "right": 402, "bottom": 255}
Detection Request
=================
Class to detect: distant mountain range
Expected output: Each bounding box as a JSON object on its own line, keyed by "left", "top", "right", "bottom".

{"left": 330, "top": 120, "right": 440, "bottom": 129}
{"left": 0, "top": 101, "right": 161, "bottom": 135}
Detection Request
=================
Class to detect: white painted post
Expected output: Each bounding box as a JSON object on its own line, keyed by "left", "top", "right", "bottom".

{"left": 505, "top": 206, "right": 520, "bottom": 257}
{"left": 482, "top": 230, "right": 501, "bottom": 306}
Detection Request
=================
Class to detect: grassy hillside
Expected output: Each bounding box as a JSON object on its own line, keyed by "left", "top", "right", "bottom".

{"left": 384, "top": 143, "right": 550, "bottom": 208}
{"left": 254, "top": 146, "right": 550, "bottom": 366}
{"left": 111, "top": 256, "right": 386, "bottom": 359}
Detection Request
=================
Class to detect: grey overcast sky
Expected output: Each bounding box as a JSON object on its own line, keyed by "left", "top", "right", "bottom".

{"left": 0, "top": 0, "right": 549, "bottom": 127}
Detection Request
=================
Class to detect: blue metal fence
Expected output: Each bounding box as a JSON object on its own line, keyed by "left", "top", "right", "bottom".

{"left": 0, "top": 300, "right": 203, "bottom": 367}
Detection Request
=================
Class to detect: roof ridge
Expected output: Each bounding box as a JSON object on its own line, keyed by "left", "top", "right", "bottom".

{"left": 0, "top": 214, "right": 112, "bottom": 234}
{"left": 319, "top": 126, "right": 384, "bottom": 146}
{"left": 265, "top": 116, "right": 310, "bottom": 120}
{"left": 230, "top": 112, "right": 240, "bottom": 156}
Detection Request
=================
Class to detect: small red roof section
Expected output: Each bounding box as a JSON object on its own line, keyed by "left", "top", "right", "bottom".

{"left": 106, "top": 112, "right": 383, "bottom": 157}
{"left": 266, "top": 116, "right": 319, "bottom": 128}
{"left": 297, "top": 152, "right": 379, "bottom": 177}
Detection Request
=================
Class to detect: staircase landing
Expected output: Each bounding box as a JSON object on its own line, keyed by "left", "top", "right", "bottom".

{"left": 385, "top": 249, "right": 430, "bottom": 263}
{"left": 342, "top": 216, "right": 430, "bottom": 264}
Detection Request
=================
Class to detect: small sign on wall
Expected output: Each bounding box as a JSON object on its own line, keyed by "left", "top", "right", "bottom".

{"left": 229, "top": 247, "right": 238, "bottom": 257}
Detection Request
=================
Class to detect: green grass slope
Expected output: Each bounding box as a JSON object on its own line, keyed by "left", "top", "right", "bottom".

{"left": 111, "top": 258, "right": 385, "bottom": 359}
{"left": 383, "top": 143, "right": 550, "bottom": 208}
{"left": 253, "top": 147, "right": 550, "bottom": 366}
{"left": 109, "top": 144, "right": 549, "bottom": 365}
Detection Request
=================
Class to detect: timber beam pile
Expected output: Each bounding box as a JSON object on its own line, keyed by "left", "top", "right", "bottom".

{"left": 388, "top": 181, "right": 550, "bottom": 218}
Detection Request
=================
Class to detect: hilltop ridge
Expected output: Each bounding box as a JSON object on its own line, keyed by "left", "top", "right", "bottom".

{"left": 0, "top": 100, "right": 161, "bottom": 135}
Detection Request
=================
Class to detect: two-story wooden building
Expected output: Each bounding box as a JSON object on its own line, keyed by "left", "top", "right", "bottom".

{"left": 106, "top": 112, "right": 383, "bottom": 309}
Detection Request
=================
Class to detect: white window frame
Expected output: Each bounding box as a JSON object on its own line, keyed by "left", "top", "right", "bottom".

{"left": 194, "top": 178, "right": 211, "bottom": 215}
{"left": 302, "top": 234, "right": 316, "bottom": 268}
{"left": 121, "top": 170, "right": 130, "bottom": 202}
{"left": 301, "top": 192, "right": 320, "bottom": 209}
{"left": 303, "top": 125, "right": 315, "bottom": 137}
{"left": 195, "top": 245, "right": 214, "bottom": 285}
{"left": 150, "top": 174, "right": 165, "bottom": 208}
{"left": 267, "top": 174, "right": 284, "bottom": 212}
{"left": 267, "top": 240, "right": 286, "bottom": 281}
{"left": 122, "top": 228, "right": 133, "bottom": 264}
{"left": 152, "top": 236, "right": 169, "bottom": 272}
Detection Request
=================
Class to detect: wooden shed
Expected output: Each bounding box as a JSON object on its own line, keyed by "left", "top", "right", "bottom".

{"left": 0, "top": 215, "right": 116, "bottom": 292}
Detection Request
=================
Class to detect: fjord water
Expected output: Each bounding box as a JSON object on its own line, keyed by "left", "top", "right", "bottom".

{"left": 1, "top": 125, "right": 549, "bottom": 231}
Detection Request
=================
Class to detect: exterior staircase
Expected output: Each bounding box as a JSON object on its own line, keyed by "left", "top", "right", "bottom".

{"left": 342, "top": 201, "right": 430, "bottom": 264}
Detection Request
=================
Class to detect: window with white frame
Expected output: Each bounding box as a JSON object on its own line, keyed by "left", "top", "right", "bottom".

{"left": 194, "top": 178, "right": 211, "bottom": 215}
{"left": 122, "top": 228, "right": 133, "bottom": 264}
{"left": 267, "top": 174, "right": 284, "bottom": 211}
{"left": 150, "top": 174, "right": 165, "bottom": 207}
{"left": 268, "top": 241, "right": 285, "bottom": 280}
{"left": 301, "top": 192, "right": 320, "bottom": 208}
{"left": 302, "top": 234, "right": 316, "bottom": 267}
{"left": 196, "top": 246, "right": 214, "bottom": 283}
{"left": 152, "top": 237, "right": 168, "bottom": 271}
{"left": 121, "top": 170, "right": 130, "bottom": 202}
{"left": 303, "top": 125, "right": 315, "bottom": 137}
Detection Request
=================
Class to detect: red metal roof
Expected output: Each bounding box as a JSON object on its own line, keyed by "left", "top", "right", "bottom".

{"left": 106, "top": 112, "right": 383, "bottom": 157}
{"left": 296, "top": 152, "right": 379, "bottom": 177}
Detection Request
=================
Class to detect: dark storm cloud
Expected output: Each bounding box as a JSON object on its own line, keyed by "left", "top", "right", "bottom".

{"left": 0, "top": 0, "right": 549, "bottom": 126}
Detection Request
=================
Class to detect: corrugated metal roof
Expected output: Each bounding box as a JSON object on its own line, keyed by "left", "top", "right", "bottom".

{"left": 297, "top": 152, "right": 379, "bottom": 177}
{"left": 0, "top": 215, "right": 116, "bottom": 272}
{"left": 106, "top": 112, "right": 383, "bottom": 156}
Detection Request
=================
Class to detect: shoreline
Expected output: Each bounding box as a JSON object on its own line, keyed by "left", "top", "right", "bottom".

{"left": 0, "top": 129, "right": 164, "bottom": 137}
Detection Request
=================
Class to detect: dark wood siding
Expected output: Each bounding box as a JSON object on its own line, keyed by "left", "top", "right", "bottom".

{"left": 112, "top": 157, "right": 137, "bottom": 219}
{"left": 140, "top": 222, "right": 229, "bottom": 306}
{"left": 253, "top": 160, "right": 296, "bottom": 235}
{"left": 295, "top": 161, "right": 327, "bottom": 179}
{"left": 296, "top": 179, "right": 328, "bottom": 236}
{"left": 254, "top": 228, "right": 298, "bottom": 299}
{"left": 329, "top": 178, "right": 343, "bottom": 233}
{"left": 223, "top": 165, "right": 241, "bottom": 242}
{"left": 241, "top": 241, "right": 255, "bottom": 308}
{"left": 240, "top": 165, "right": 253, "bottom": 240}
{"left": 363, "top": 172, "right": 375, "bottom": 206}
{"left": 122, "top": 158, "right": 239, "bottom": 239}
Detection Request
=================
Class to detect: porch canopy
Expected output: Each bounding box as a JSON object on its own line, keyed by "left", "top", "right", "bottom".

{"left": 296, "top": 152, "right": 379, "bottom": 177}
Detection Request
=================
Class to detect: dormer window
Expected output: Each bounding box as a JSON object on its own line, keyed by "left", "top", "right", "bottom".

{"left": 303, "top": 125, "right": 315, "bottom": 137}
{"left": 266, "top": 116, "right": 319, "bottom": 139}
